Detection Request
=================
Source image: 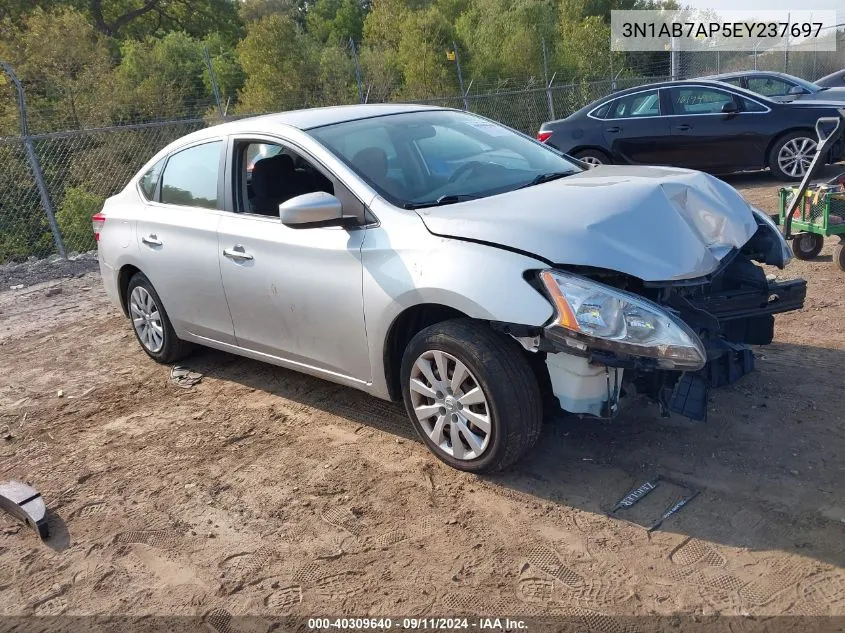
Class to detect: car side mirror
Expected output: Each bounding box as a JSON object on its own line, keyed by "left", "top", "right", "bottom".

{"left": 721, "top": 101, "right": 739, "bottom": 114}
{"left": 788, "top": 85, "right": 806, "bottom": 95}
{"left": 280, "top": 191, "right": 345, "bottom": 227}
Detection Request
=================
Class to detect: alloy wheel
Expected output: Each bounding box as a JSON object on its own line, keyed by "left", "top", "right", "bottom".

{"left": 408, "top": 350, "right": 491, "bottom": 461}
{"left": 580, "top": 156, "right": 603, "bottom": 167}
{"left": 778, "top": 137, "right": 816, "bottom": 178}
{"left": 129, "top": 286, "right": 165, "bottom": 353}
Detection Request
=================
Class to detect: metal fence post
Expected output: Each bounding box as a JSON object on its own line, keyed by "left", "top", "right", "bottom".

{"left": 1, "top": 61, "right": 66, "bottom": 258}
{"left": 670, "top": 36, "right": 679, "bottom": 80}
{"left": 783, "top": 12, "right": 790, "bottom": 74}
{"left": 452, "top": 41, "right": 469, "bottom": 110}
{"left": 349, "top": 37, "right": 365, "bottom": 104}
{"left": 203, "top": 47, "right": 225, "bottom": 120}
{"left": 542, "top": 38, "right": 555, "bottom": 120}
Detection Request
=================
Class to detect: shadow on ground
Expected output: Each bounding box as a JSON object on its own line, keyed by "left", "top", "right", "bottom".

{"left": 183, "top": 339, "right": 845, "bottom": 570}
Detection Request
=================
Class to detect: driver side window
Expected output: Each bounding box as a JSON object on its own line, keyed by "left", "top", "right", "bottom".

{"left": 236, "top": 141, "right": 334, "bottom": 216}
{"left": 669, "top": 87, "right": 735, "bottom": 114}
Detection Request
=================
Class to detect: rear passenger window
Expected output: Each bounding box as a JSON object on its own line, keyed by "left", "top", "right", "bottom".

{"left": 741, "top": 97, "right": 767, "bottom": 112}
{"left": 607, "top": 90, "right": 660, "bottom": 118}
{"left": 160, "top": 141, "right": 222, "bottom": 209}
{"left": 590, "top": 102, "right": 612, "bottom": 119}
{"left": 138, "top": 158, "right": 165, "bottom": 201}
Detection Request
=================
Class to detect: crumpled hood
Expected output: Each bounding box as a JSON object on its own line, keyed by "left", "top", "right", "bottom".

{"left": 415, "top": 165, "right": 759, "bottom": 282}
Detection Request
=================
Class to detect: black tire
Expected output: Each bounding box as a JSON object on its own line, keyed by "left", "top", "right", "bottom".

{"left": 126, "top": 272, "right": 193, "bottom": 364}
{"left": 573, "top": 148, "right": 610, "bottom": 168}
{"left": 400, "top": 319, "right": 542, "bottom": 473}
{"left": 791, "top": 232, "right": 824, "bottom": 260}
{"left": 768, "top": 131, "right": 818, "bottom": 181}
{"left": 834, "top": 242, "right": 845, "bottom": 272}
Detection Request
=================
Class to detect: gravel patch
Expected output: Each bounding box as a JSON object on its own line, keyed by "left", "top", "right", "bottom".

{"left": 0, "top": 251, "right": 99, "bottom": 288}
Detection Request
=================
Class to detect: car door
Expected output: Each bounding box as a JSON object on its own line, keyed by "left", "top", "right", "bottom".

{"left": 663, "top": 85, "right": 768, "bottom": 171}
{"left": 135, "top": 139, "right": 236, "bottom": 344}
{"left": 595, "top": 88, "right": 672, "bottom": 164}
{"left": 216, "top": 135, "right": 371, "bottom": 383}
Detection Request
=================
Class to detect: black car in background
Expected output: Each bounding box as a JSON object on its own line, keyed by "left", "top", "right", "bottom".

{"left": 537, "top": 79, "right": 845, "bottom": 180}
{"left": 704, "top": 70, "right": 845, "bottom": 104}
{"left": 816, "top": 69, "right": 845, "bottom": 89}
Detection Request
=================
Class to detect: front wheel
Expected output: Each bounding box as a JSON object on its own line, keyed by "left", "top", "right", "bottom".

{"left": 400, "top": 319, "right": 542, "bottom": 473}
{"left": 792, "top": 233, "right": 824, "bottom": 260}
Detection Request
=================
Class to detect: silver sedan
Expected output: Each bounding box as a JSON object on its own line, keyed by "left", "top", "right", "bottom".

{"left": 95, "top": 104, "right": 803, "bottom": 472}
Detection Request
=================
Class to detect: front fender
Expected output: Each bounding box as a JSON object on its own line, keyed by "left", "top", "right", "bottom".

{"left": 361, "top": 205, "right": 554, "bottom": 399}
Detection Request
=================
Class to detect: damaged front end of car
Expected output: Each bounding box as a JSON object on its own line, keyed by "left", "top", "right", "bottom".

{"left": 496, "top": 210, "right": 806, "bottom": 422}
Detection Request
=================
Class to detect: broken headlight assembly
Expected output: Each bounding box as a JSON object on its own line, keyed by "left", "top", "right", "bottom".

{"left": 750, "top": 206, "right": 793, "bottom": 268}
{"left": 538, "top": 270, "right": 706, "bottom": 371}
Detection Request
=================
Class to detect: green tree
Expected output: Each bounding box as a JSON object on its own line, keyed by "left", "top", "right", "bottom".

{"left": 0, "top": 7, "right": 115, "bottom": 132}
{"left": 321, "top": 44, "right": 359, "bottom": 104}
{"left": 556, "top": 15, "right": 621, "bottom": 80}
{"left": 0, "top": 143, "right": 55, "bottom": 262}
{"left": 364, "top": 0, "right": 457, "bottom": 99}
{"left": 239, "top": 0, "right": 305, "bottom": 27}
{"left": 307, "top": 0, "right": 365, "bottom": 45}
{"left": 203, "top": 32, "right": 246, "bottom": 115}
{"left": 396, "top": 6, "right": 458, "bottom": 99}
{"left": 456, "top": 0, "right": 556, "bottom": 84}
{"left": 55, "top": 187, "right": 104, "bottom": 252}
{"left": 236, "top": 14, "right": 316, "bottom": 113}
{"left": 112, "top": 31, "right": 214, "bottom": 121}
{"left": 72, "top": 0, "right": 242, "bottom": 42}
{"left": 359, "top": 44, "right": 402, "bottom": 102}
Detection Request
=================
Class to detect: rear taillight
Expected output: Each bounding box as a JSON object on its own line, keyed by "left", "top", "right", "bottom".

{"left": 537, "top": 131, "right": 552, "bottom": 143}
{"left": 92, "top": 213, "right": 106, "bottom": 241}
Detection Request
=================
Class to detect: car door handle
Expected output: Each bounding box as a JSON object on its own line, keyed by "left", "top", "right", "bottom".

{"left": 223, "top": 246, "right": 254, "bottom": 261}
{"left": 675, "top": 124, "right": 692, "bottom": 131}
{"left": 141, "top": 234, "right": 162, "bottom": 246}
{"left": 605, "top": 126, "right": 622, "bottom": 133}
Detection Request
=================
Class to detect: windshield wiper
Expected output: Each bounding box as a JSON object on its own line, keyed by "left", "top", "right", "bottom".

{"left": 515, "top": 171, "right": 573, "bottom": 190}
{"left": 404, "top": 194, "right": 479, "bottom": 209}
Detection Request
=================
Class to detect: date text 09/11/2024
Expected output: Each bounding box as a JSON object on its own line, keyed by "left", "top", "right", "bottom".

{"left": 307, "top": 618, "right": 528, "bottom": 630}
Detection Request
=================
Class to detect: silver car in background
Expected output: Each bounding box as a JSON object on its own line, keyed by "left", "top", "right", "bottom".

{"left": 94, "top": 104, "right": 805, "bottom": 472}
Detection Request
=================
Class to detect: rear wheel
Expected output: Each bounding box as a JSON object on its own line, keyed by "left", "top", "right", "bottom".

{"left": 400, "top": 319, "right": 542, "bottom": 473}
{"left": 573, "top": 149, "right": 609, "bottom": 168}
{"left": 791, "top": 232, "right": 824, "bottom": 260}
{"left": 769, "top": 131, "right": 818, "bottom": 181}
{"left": 126, "top": 272, "right": 193, "bottom": 364}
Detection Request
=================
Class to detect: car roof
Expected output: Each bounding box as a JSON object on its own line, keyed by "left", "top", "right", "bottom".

{"left": 817, "top": 68, "right": 845, "bottom": 81}
{"left": 552, "top": 78, "right": 775, "bottom": 123}
{"left": 703, "top": 70, "right": 794, "bottom": 80}
{"left": 233, "top": 103, "right": 445, "bottom": 130}
{"left": 593, "top": 78, "right": 772, "bottom": 102}
{"left": 160, "top": 103, "right": 447, "bottom": 151}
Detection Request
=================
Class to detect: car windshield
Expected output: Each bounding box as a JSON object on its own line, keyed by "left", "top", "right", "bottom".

{"left": 308, "top": 110, "right": 581, "bottom": 208}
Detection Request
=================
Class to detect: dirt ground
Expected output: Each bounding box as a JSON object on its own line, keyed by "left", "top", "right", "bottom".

{"left": 0, "top": 170, "right": 843, "bottom": 628}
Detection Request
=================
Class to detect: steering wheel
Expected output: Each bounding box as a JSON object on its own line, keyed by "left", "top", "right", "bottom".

{"left": 447, "top": 161, "right": 489, "bottom": 184}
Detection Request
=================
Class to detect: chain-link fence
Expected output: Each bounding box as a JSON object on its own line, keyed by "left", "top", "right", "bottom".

{"left": 1, "top": 38, "right": 844, "bottom": 264}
